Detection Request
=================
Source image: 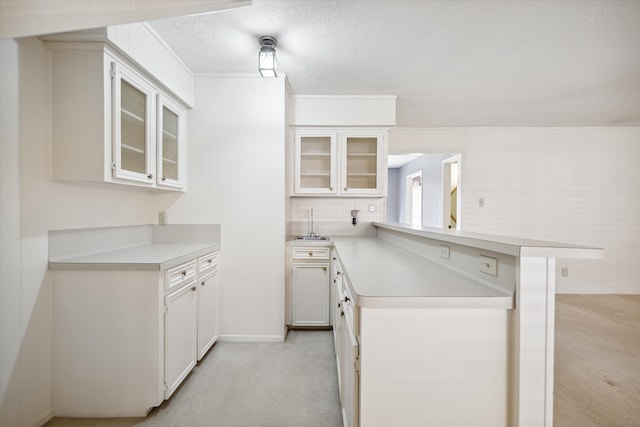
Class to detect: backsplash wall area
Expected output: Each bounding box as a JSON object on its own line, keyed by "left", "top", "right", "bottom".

{"left": 288, "top": 197, "right": 385, "bottom": 237}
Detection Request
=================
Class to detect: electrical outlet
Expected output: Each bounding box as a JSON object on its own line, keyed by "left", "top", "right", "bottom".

{"left": 479, "top": 255, "right": 498, "bottom": 276}
{"left": 158, "top": 211, "right": 166, "bottom": 225}
{"left": 440, "top": 245, "right": 450, "bottom": 259}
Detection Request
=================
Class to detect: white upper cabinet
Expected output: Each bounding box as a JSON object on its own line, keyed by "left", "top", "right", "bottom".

{"left": 45, "top": 28, "right": 189, "bottom": 191}
{"left": 157, "top": 94, "right": 186, "bottom": 188}
{"left": 340, "top": 130, "right": 385, "bottom": 195}
{"left": 112, "top": 61, "right": 156, "bottom": 184}
{"left": 293, "top": 128, "right": 387, "bottom": 197}
{"left": 294, "top": 130, "right": 338, "bottom": 194}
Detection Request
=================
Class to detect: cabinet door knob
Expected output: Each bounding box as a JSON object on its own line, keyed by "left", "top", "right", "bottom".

{"left": 308, "top": 251, "right": 313, "bottom": 256}
{"left": 344, "top": 296, "right": 350, "bottom": 303}
{"left": 162, "top": 176, "right": 166, "bottom": 181}
{"left": 341, "top": 311, "right": 345, "bottom": 317}
{"left": 201, "top": 281, "right": 205, "bottom": 286}
{"left": 148, "top": 174, "right": 153, "bottom": 179}
{"left": 191, "top": 286, "right": 197, "bottom": 292}
{"left": 181, "top": 270, "right": 187, "bottom": 276}
{"left": 322, "top": 267, "right": 327, "bottom": 272}
{"left": 338, "top": 303, "right": 341, "bottom": 308}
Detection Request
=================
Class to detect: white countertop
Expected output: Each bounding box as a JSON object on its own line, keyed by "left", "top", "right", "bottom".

{"left": 332, "top": 237, "right": 513, "bottom": 309}
{"left": 48, "top": 243, "right": 219, "bottom": 271}
{"left": 374, "top": 222, "right": 604, "bottom": 258}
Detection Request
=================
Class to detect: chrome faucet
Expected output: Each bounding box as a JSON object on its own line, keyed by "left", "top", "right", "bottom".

{"left": 309, "top": 208, "right": 318, "bottom": 237}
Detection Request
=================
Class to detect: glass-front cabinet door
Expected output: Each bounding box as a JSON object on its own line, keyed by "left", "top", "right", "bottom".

{"left": 112, "top": 62, "right": 156, "bottom": 184}
{"left": 294, "top": 130, "right": 337, "bottom": 194}
{"left": 157, "top": 95, "right": 186, "bottom": 189}
{"left": 340, "top": 130, "right": 386, "bottom": 195}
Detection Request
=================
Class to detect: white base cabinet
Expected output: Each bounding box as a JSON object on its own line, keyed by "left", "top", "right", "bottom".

{"left": 289, "top": 246, "right": 331, "bottom": 327}
{"left": 331, "top": 248, "right": 508, "bottom": 427}
{"left": 52, "top": 251, "right": 219, "bottom": 416}
{"left": 292, "top": 264, "right": 330, "bottom": 326}
{"left": 164, "top": 281, "right": 198, "bottom": 399}
{"left": 197, "top": 252, "right": 219, "bottom": 360}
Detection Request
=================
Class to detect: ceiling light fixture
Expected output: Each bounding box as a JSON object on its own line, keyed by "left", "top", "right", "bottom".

{"left": 258, "top": 36, "right": 277, "bottom": 77}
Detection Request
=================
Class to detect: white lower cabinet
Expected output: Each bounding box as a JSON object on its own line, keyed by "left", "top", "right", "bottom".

{"left": 331, "top": 247, "right": 508, "bottom": 427}
{"left": 52, "top": 251, "right": 219, "bottom": 417}
{"left": 197, "top": 268, "right": 219, "bottom": 360}
{"left": 292, "top": 264, "right": 330, "bottom": 326}
{"left": 341, "top": 314, "right": 360, "bottom": 427}
{"left": 164, "top": 281, "right": 198, "bottom": 398}
{"left": 290, "top": 246, "right": 331, "bottom": 327}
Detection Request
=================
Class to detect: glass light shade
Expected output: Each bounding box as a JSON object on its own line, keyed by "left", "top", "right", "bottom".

{"left": 259, "top": 47, "right": 277, "bottom": 77}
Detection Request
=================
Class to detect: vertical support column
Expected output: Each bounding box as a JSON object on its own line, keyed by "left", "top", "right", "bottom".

{"left": 512, "top": 256, "right": 556, "bottom": 427}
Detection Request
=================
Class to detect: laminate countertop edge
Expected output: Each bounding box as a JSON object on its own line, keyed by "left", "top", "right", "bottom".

{"left": 48, "top": 243, "right": 220, "bottom": 271}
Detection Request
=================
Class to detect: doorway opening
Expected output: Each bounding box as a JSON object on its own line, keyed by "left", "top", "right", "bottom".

{"left": 405, "top": 171, "right": 422, "bottom": 226}
{"left": 442, "top": 155, "right": 461, "bottom": 230}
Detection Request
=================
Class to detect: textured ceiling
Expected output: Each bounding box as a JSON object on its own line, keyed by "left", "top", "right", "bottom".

{"left": 151, "top": 0, "right": 640, "bottom": 127}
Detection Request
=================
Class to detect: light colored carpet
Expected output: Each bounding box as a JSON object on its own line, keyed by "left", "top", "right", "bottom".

{"left": 45, "top": 295, "right": 640, "bottom": 427}
{"left": 45, "top": 330, "right": 343, "bottom": 427}
{"left": 553, "top": 294, "right": 640, "bottom": 427}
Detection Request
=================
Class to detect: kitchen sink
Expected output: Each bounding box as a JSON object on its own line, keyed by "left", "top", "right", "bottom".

{"left": 294, "top": 235, "right": 330, "bottom": 241}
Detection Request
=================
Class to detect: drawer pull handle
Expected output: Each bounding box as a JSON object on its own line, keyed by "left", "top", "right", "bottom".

{"left": 344, "top": 296, "right": 350, "bottom": 303}
{"left": 322, "top": 267, "right": 327, "bottom": 272}
{"left": 181, "top": 270, "right": 187, "bottom": 276}
{"left": 338, "top": 303, "right": 341, "bottom": 308}
{"left": 148, "top": 174, "right": 153, "bottom": 179}
{"left": 201, "top": 281, "right": 205, "bottom": 287}
{"left": 191, "top": 286, "right": 197, "bottom": 292}
{"left": 341, "top": 311, "right": 345, "bottom": 317}
{"left": 308, "top": 252, "right": 313, "bottom": 256}
{"left": 208, "top": 259, "right": 213, "bottom": 264}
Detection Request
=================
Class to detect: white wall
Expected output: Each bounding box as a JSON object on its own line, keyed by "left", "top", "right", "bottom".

{"left": 163, "top": 75, "right": 287, "bottom": 341}
{"left": 390, "top": 127, "right": 640, "bottom": 293}
{"left": 1, "top": 37, "right": 162, "bottom": 427}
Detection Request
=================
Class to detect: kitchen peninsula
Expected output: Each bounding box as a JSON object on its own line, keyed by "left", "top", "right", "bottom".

{"left": 326, "top": 222, "right": 603, "bottom": 427}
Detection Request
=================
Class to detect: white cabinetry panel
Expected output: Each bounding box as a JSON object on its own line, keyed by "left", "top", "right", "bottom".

{"left": 164, "top": 281, "right": 198, "bottom": 399}
{"left": 197, "top": 268, "right": 219, "bottom": 360}
{"left": 292, "top": 263, "right": 330, "bottom": 326}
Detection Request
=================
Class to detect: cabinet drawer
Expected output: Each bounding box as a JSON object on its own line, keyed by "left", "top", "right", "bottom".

{"left": 292, "top": 247, "right": 330, "bottom": 260}
{"left": 166, "top": 260, "right": 197, "bottom": 291}
{"left": 198, "top": 251, "right": 219, "bottom": 274}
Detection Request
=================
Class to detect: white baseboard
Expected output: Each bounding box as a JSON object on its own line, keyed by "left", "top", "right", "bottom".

{"left": 28, "top": 408, "right": 53, "bottom": 427}
{"left": 218, "top": 334, "right": 285, "bottom": 343}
